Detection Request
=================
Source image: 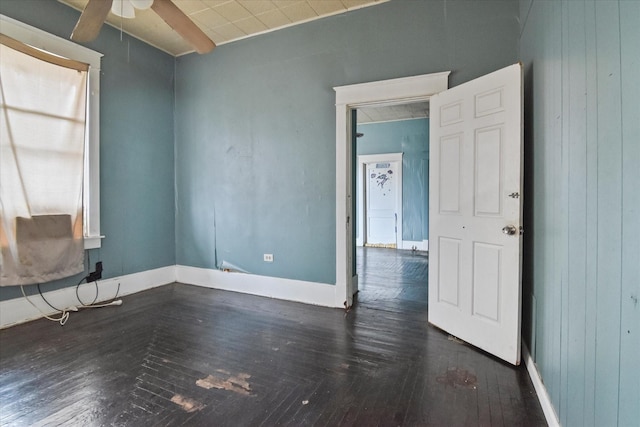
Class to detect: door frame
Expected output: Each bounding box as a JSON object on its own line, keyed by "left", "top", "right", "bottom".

{"left": 333, "top": 72, "right": 450, "bottom": 307}
{"left": 357, "top": 153, "right": 403, "bottom": 248}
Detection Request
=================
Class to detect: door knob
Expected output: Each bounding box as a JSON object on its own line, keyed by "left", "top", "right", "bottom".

{"left": 502, "top": 225, "right": 517, "bottom": 235}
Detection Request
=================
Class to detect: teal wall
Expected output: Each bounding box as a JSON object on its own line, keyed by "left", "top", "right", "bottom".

{"left": 2, "top": 0, "right": 638, "bottom": 424}
{"left": 356, "top": 118, "right": 429, "bottom": 242}
{"left": 0, "top": 0, "right": 176, "bottom": 301}
{"left": 520, "top": 0, "right": 640, "bottom": 425}
{"left": 174, "top": 0, "right": 520, "bottom": 284}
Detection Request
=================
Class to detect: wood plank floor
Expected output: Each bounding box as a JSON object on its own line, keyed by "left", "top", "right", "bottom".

{"left": 0, "top": 248, "right": 546, "bottom": 426}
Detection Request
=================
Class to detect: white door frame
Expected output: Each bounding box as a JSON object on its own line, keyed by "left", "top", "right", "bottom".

{"left": 333, "top": 72, "right": 450, "bottom": 307}
{"left": 357, "top": 153, "right": 403, "bottom": 248}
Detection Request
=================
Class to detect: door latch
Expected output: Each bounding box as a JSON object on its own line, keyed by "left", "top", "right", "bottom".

{"left": 508, "top": 192, "right": 520, "bottom": 199}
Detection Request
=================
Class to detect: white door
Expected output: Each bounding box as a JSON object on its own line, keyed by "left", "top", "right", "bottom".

{"left": 366, "top": 160, "right": 400, "bottom": 247}
{"left": 428, "top": 63, "right": 523, "bottom": 365}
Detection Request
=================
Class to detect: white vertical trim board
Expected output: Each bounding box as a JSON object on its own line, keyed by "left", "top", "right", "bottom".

{"left": 175, "top": 265, "right": 340, "bottom": 308}
{"left": 522, "top": 341, "right": 561, "bottom": 427}
{"left": 0, "top": 266, "right": 176, "bottom": 329}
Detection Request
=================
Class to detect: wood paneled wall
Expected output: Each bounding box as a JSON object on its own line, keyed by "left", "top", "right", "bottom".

{"left": 520, "top": 0, "right": 639, "bottom": 425}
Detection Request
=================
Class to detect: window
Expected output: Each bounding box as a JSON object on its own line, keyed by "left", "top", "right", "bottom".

{"left": 0, "top": 14, "right": 103, "bottom": 250}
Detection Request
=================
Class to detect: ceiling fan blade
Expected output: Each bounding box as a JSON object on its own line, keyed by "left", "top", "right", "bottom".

{"left": 151, "top": 0, "right": 215, "bottom": 54}
{"left": 71, "top": 0, "right": 113, "bottom": 42}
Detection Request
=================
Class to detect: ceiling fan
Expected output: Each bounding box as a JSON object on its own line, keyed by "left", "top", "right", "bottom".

{"left": 70, "top": 0, "right": 215, "bottom": 54}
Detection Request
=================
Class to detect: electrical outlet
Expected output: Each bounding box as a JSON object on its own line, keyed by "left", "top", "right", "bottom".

{"left": 263, "top": 254, "right": 274, "bottom": 262}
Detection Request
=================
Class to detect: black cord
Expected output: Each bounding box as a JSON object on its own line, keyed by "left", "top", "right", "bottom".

{"left": 37, "top": 252, "right": 119, "bottom": 310}
{"left": 75, "top": 277, "right": 121, "bottom": 307}
{"left": 33, "top": 256, "right": 119, "bottom": 316}
{"left": 37, "top": 283, "right": 63, "bottom": 312}
{"left": 75, "top": 275, "right": 99, "bottom": 306}
{"left": 110, "top": 282, "right": 121, "bottom": 302}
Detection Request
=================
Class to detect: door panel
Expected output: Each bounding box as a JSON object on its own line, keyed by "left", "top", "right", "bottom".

{"left": 472, "top": 242, "right": 502, "bottom": 322}
{"left": 438, "top": 134, "right": 462, "bottom": 214}
{"left": 429, "top": 63, "right": 523, "bottom": 365}
{"left": 438, "top": 237, "right": 461, "bottom": 307}
{"left": 474, "top": 126, "right": 503, "bottom": 216}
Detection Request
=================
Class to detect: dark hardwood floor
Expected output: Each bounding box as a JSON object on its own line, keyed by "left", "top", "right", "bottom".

{"left": 0, "top": 248, "right": 546, "bottom": 426}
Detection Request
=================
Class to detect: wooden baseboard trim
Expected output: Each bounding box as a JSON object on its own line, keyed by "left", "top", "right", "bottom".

{"left": 0, "top": 266, "right": 176, "bottom": 329}
{"left": 175, "top": 265, "right": 339, "bottom": 308}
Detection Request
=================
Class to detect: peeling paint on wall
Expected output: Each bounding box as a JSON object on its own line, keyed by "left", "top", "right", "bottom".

{"left": 218, "top": 260, "right": 250, "bottom": 273}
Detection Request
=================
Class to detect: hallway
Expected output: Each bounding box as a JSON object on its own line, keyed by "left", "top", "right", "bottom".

{"left": 356, "top": 246, "right": 429, "bottom": 312}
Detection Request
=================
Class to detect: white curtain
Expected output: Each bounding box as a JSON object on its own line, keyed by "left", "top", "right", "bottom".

{"left": 0, "top": 36, "right": 87, "bottom": 286}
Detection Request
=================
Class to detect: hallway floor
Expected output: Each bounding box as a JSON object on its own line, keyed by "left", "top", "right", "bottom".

{"left": 0, "top": 248, "right": 546, "bottom": 426}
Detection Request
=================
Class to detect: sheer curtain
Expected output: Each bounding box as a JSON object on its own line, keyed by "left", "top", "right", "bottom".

{"left": 0, "top": 35, "right": 87, "bottom": 286}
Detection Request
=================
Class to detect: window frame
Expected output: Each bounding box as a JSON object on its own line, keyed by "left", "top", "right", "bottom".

{"left": 1, "top": 14, "right": 104, "bottom": 249}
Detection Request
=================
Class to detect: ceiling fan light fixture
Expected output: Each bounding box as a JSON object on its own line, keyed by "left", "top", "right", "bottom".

{"left": 111, "top": 0, "right": 136, "bottom": 19}
{"left": 71, "top": 0, "right": 214, "bottom": 54}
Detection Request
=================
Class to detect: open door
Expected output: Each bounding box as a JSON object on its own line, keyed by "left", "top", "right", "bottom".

{"left": 428, "top": 64, "right": 523, "bottom": 365}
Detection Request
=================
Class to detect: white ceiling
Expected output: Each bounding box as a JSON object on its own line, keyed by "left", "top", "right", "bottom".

{"left": 357, "top": 101, "right": 430, "bottom": 124}
{"left": 59, "top": 0, "right": 389, "bottom": 56}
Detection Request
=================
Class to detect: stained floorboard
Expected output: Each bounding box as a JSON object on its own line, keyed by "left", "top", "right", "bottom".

{"left": 0, "top": 247, "right": 546, "bottom": 426}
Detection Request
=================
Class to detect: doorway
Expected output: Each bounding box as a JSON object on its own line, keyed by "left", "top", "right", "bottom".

{"left": 333, "top": 72, "right": 450, "bottom": 308}
{"left": 356, "top": 153, "right": 403, "bottom": 249}
{"left": 335, "top": 65, "right": 524, "bottom": 365}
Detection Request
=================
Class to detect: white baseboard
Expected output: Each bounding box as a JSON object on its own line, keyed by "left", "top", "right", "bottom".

{"left": 401, "top": 240, "right": 428, "bottom": 251}
{"left": 0, "top": 266, "right": 176, "bottom": 329}
{"left": 522, "top": 341, "right": 561, "bottom": 427}
{"left": 176, "top": 265, "right": 339, "bottom": 308}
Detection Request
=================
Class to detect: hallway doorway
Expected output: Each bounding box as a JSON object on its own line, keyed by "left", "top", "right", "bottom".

{"left": 355, "top": 246, "right": 428, "bottom": 312}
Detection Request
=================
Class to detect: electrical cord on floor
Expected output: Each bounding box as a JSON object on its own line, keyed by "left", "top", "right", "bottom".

{"left": 20, "top": 285, "right": 71, "bottom": 326}
{"left": 20, "top": 276, "right": 122, "bottom": 327}
{"left": 75, "top": 277, "right": 122, "bottom": 309}
{"left": 75, "top": 251, "right": 122, "bottom": 308}
{"left": 37, "top": 283, "right": 64, "bottom": 312}
{"left": 75, "top": 275, "right": 98, "bottom": 306}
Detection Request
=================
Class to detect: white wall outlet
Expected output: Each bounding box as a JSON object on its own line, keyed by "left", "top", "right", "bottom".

{"left": 263, "top": 254, "right": 274, "bottom": 262}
